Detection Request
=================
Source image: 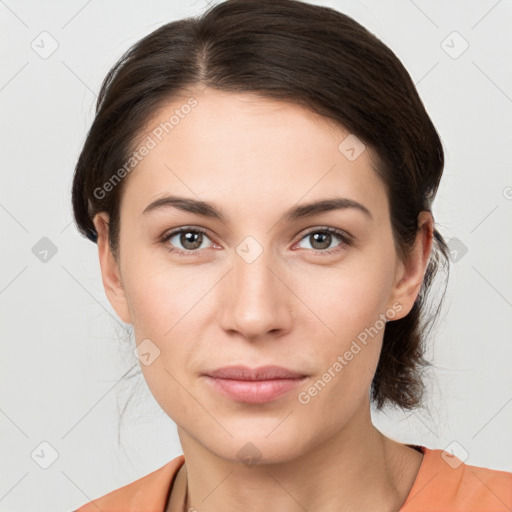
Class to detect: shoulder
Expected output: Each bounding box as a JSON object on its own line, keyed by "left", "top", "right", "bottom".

{"left": 74, "top": 454, "right": 185, "bottom": 512}
{"left": 401, "top": 446, "right": 512, "bottom": 512}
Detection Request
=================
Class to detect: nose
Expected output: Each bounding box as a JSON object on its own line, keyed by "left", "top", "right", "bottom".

{"left": 219, "top": 245, "right": 294, "bottom": 341}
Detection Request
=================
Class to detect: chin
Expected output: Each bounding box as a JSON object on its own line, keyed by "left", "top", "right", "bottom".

{"left": 198, "top": 427, "right": 312, "bottom": 467}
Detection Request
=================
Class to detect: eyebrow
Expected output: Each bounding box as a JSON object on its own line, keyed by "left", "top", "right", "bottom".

{"left": 142, "top": 194, "right": 372, "bottom": 222}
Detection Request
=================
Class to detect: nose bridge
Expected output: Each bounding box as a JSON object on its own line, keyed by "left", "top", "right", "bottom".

{"left": 221, "top": 238, "right": 291, "bottom": 338}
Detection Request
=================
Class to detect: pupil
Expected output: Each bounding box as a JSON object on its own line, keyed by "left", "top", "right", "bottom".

{"left": 182, "top": 231, "right": 202, "bottom": 250}
{"left": 312, "top": 232, "right": 330, "bottom": 250}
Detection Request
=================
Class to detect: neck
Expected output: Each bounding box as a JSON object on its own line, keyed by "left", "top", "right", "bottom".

{"left": 168, "top": 400, "right": 422, "bottom": 512}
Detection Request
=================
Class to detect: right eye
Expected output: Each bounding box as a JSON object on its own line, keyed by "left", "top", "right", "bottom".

{"left": 160, "top": 227, "right": 215, "bottom": 256}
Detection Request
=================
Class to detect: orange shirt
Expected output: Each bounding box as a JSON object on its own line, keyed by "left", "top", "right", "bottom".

{"left": 74, "top": 445, "right": 512, "bottom": 511}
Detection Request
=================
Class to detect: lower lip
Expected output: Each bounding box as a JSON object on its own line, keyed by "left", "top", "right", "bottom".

{"left": 204, "top": 376, "right": 307, "bottom": 403}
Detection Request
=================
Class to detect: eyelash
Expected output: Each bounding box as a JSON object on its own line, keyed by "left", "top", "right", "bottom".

{"left": 159, "top": 226, "right": 353, "bottom": 257}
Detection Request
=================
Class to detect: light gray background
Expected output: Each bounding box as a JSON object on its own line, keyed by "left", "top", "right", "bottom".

{"left": 1, "top": 0, "right": 511, "bottom": 510}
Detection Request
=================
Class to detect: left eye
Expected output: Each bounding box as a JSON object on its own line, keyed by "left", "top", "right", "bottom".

{"left": 295, "top": 228, "right": 351, "bottom": 253}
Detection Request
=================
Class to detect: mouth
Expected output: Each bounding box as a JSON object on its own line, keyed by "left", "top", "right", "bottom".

{"left": 202, "top": 365, "right": 308, "bottom": 404}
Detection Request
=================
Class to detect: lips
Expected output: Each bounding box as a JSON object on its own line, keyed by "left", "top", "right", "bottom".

{"left": 203, "top": 365, "right": 307, "bottom": 380}
{"left": 202, "top": 365, "right": 308, "bottom": 403}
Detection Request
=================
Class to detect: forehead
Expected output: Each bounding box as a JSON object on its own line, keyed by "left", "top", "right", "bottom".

{"left": 120, "top": 88, "right": 387, "bottom": 220}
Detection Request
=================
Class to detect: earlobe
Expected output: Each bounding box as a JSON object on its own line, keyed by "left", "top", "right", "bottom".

{"left": 92, "top": 213, "right": 132, "bottom": 325}
{"left": 387, "top": 212, "right": 434, "bottom": 320}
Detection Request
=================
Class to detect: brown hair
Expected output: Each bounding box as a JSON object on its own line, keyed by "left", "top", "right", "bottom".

{"left": 72, "top": 0, "right": 449, "bottom": 410}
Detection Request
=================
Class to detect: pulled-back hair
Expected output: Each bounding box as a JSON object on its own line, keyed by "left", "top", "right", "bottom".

{"left": 72, "top": 0, "right": 449, "bottom": 410}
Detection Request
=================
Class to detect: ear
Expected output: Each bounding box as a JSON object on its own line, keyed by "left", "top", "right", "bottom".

{"left": 387, "top": 211, "right": 434, "bottom": 320}
{"left": 92, "top": 213, "right": 132, "bottom": 325}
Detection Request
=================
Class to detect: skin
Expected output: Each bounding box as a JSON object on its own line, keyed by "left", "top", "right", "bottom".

{"left": 93, "top": 87, "right": 433, "bottom": 512}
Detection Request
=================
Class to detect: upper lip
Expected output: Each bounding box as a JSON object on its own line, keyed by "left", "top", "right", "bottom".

{"left": 204, "top": 365, "right": 307, "bottom": 381}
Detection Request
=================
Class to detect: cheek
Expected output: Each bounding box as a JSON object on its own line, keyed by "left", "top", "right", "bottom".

{"left": 122, "top": 253, "right": 212, "bottom": 334}
{"left": 122, "top": 260, "right": 215, "bottom": 414}
{"left": 293, "top": 278, "right": 387, "bottom": 435}
{"left": 293, "top": 342, "right": 381, "bottom": 443}
{"left": 294, "top": 245, "right": 396, "bottom": 345}
{"left": 289, "top": 247, "right": 394, "bottom": 411}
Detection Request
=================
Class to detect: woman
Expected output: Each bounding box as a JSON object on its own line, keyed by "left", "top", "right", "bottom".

{"left": 71, "top": 0, "right": 512, "bottom": 510}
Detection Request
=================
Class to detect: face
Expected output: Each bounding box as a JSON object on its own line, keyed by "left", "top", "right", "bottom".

{"left": 94, "top": 87, "right": 430, "bottom": 464}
